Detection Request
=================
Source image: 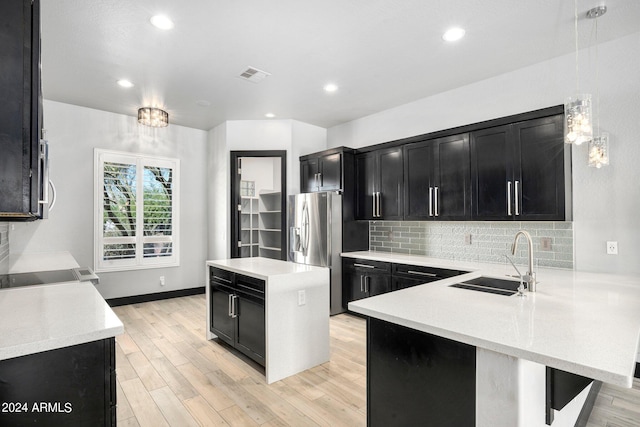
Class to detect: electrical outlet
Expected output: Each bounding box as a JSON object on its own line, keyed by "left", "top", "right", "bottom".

{"left": 540, "top": 237, "right": 552, "bottom": 251}
{"left": 464, "top": 234, "right": 472, "bottom": 245}
{"left": 606, "top": 241, "right": 618, "bottom": 255}
{"left": 159, "top": 276, "right": 166, "bottom": 286}
{"left": 298, "top": 290, "right": 306, "bottom": 306}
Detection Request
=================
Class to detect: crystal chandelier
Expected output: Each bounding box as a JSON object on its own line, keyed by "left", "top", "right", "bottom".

{"left": 138, "top": 107, "right": 169, "bottom": 128}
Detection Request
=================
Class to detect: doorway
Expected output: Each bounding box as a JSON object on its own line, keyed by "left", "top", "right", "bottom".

{"left": 230, "top": 151, "right": 287, "bottom": 260}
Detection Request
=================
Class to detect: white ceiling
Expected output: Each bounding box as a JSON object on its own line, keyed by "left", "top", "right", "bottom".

{"left": 41, "top": 0, "right": 640, "bottom": 131}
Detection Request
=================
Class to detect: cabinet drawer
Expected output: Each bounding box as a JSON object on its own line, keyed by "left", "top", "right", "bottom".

{"left": 210, "top": 266, "right": 234, "bottom": 285}
{"left": 235, "top": 273, "right": 265, "bottom": 298}
{"left": 392, "top": 263, "right": 468, "bottom": 280}
{"left": 344, "top": 258, "right": 391, "bottom": 273}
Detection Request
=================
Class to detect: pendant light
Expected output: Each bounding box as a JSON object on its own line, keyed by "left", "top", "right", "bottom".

{"left": 586, "top": 5, "right": 609, "bottom": 168}
{"left": 564, "top": 0, "right": 593, "bottom": 145}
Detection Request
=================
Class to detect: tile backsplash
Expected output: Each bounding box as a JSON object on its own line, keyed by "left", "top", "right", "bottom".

{"left": 369, "top": 221, "right": 574, "bottom": 269}
{"left": 0, "top": 223, "right": 9, "bottom": 273}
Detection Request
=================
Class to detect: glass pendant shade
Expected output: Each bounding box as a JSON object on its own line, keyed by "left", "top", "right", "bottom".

{"left": 588, "top": 133, "right": 609, "bottom": 168}
{"left": 138, "top": 107, "right": 169, "bottom": 127}
{"left": 564, "top": 94, "right": 592, "bottom": 145}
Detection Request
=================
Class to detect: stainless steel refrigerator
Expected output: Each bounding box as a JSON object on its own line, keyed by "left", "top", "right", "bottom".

{"left": 288, "top": 192, "right": 344, "bottom": 315}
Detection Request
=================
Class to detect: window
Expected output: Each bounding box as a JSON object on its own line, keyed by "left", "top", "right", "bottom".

{"left": 94, "top": 149, "right": 179, "bottom": 272}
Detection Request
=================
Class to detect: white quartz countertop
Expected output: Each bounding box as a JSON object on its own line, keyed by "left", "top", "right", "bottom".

{"left": 8, "top": 251, "right": 80, "bottom": 274}
{"left": 344, "top": 251, "right": 640, "bottom": 388}
{"left": 207, "top": 257, "right": 327, "bottom": 280}
{"left": 0, "top": 282, "right": 124, "bottom": 360}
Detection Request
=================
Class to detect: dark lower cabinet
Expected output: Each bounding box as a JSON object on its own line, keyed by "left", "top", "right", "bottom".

{"left": 0, "top": 338, "right": 116, "bottom": 427}
{"left": 343, "top": 259, "right": 469, "bottom": 308}
{"left": 209, "top": 267, "right": 265, "bottom": 366}
{"left": 342, "top": 259, "right": 392, "bottom": 309}
{"left": 368, "top": 318, "right": 476, "bottom": 427}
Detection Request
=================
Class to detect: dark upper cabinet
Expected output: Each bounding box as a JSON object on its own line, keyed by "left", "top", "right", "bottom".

{"left": 300, "top": 151, "right": 343, "bottom": 192}
{"left": 0, "top": 0, "right": 45, "bottom": 221}
{"left": 404, "top": 134, "right": 471, "bottom": 221}
{"left": 514, "top": 115, "right": 567, "bottom": 220}
{"left": 471, "top": 114, "right": 567, "bottom": 221}
{"left": 355, "top": 147, "right": 403, "bottom": 220}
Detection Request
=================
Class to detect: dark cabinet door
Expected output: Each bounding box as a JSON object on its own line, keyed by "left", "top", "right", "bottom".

{"left": 356, "top": 148, "right": 403, "bottom": 220}
{"left": 378, "top": 147, "right": 404, "bottom": 219}
{"left": 318, "top": 152, "right": 342, "bottom": 191}
{"left": 344, "top": 269, "right": 369, "bottom": 304}
{"left": 404, "top": 140, "right": 433, "bottom": 220}
{"left": 433, "top": 134, "right": 471, "bottom": 220}
{"left": 470, "top": 125, "right": 514, "bottom": 220}
{"left": 235, "top": 293, "right": 265, "bottom": 363}
{"left": 355, "top": 152, "right": 377, "bottom": 220}
{"left": 0, "top": 0, "right": 41, "bottom": 219}
{"left": 210, "top": 284, "right": 235, "bottom": 345}
{"left": 365, "top": 273, "right": 392, "bottom": 297}
{"left": 300, "top": 158, "right": 319, "bottom": 192}
{"left": 514, "top": 115, "right": 566, "bottom": 220}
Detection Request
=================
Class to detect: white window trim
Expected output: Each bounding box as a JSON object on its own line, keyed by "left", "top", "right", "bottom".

{"left": 94, "top": 149, "right": 180, "bottom": 273}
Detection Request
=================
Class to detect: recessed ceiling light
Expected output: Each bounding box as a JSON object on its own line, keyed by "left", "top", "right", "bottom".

{"left": 442, "top": 27, "right": 465, "bottom": 42}
{"left": 323, "top": 83, "right": 338, "bottom": 93}
{"left": 117, "top": 79, "right": 134, "bottom": 88}
{"left": 150, "top": 15, "right": 174, "bottom": 30}
{"left": 265, "top": 113, "right": 276, "bottom": 118}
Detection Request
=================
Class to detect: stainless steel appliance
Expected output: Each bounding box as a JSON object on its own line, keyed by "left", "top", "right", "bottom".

{"left": 288, "top": 192, "right": 343, "bottom": 315}
{"left": 0, "top": 266, "right": 99, "bottom": 289}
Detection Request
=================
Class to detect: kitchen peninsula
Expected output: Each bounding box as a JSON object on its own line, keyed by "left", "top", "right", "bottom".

{"left": 206, "top": 257, "right": 330, "bottom": 384}
{"left": 0, "top": 253, "right": 123, "bottom": 426}
{"left": 346, "top": 251, "right": 640, "bottom": 427}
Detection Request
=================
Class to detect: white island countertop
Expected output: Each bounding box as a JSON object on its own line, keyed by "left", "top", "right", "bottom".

{"left": 0, "top": 282, "right": 124, "bottom": 360}
{"left": 207, "top": 257, "right": 327, "bottom": 280}
{"left": 345, "top": 251, "right": 640, "bottom": 388}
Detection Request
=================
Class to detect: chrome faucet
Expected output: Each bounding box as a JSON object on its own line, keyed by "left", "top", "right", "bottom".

{"left": 511, "top": 230, "right": 537, "bottom": 292}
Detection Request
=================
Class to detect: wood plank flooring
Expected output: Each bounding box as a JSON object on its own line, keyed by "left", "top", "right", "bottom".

{"left": 113, "top": 294, "right": 639, "bottom": 427}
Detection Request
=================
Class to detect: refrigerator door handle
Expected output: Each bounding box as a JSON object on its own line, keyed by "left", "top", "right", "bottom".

{"left": 301, "top": 201, "right": 310, "bottom": 255}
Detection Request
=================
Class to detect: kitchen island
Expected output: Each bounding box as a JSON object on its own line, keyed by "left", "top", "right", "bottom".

{"left": 206, "top": 257, "right": 330, "bottom": 384}
{"left": 346, "top": 251, "right": 640, "bottom": 427}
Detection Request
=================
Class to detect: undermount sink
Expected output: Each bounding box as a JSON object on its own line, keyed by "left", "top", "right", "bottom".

{"left": 449, "top": 276, "right": 522, "bottom": 296}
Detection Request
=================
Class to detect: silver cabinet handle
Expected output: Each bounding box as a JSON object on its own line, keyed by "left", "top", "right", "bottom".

{"left": 429, "top": 187, "right": 433, "bottom": 216}
{"left": 228, "top": 293, "right": 233, "bottom": 317}
{"left": 514, "top": 180, "right": 520, "bottom": 216}
{"left": 354, "top": 263, "right": 376, "bottom": 269}
{"left": 434, "top": 186, "right": 439, "bottom": 217}
{"left": 231, "top": 295, "right": 238, "bottom": 318}
{"left": 365, "top": 276, "right": 369, "bottom": 293}
{"left": 507, "top": 181, "right": 512, "bottom": 216}
{"left": 318, "top": 172, "right": 322, "bottom": 188}
{"left": 372, "top": 193, "right": 376, "bottom": 218}
{"left": 214, "top": 275, "right": 232, "bottom": 284}
{"left": 407, "top": 270, "right": 438, "bottom": 277}
{"left": 376, "top": 192, "right": 381, "bottom": 218}
{"left": 360, "top": 275, "right": 364, "bottom": 292}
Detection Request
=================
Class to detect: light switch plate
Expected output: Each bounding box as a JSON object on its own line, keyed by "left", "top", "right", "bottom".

{"left": 606, "top": 241, "right": 618, "bottom": 255}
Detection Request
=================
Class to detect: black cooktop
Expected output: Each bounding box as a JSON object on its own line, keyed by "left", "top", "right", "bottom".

{"left": 0, "top": 269, "right": 78, "bottom": 289}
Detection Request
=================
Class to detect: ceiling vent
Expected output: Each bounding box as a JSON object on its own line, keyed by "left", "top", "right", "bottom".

{"left": 238, "top": 66, "right": 271, "bottom": 83}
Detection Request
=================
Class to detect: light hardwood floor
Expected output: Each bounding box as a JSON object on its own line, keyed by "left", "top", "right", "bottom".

{"left": 113, "top": 294, "right": 639, "bottom": 427}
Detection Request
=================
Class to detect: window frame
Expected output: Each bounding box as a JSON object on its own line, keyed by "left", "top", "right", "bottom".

{"left": 94, "top": 149, "right": 180, "bottom": 272}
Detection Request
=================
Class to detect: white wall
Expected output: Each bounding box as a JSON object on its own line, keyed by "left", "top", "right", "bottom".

{"left": 10, "top": 101, "right": 209, "bottom": 299}
{"left": 327, "top": 32, "right": 640, "bottom": 276}
{"left": 206, "top": 119, "right": 327, "bottom": 260}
